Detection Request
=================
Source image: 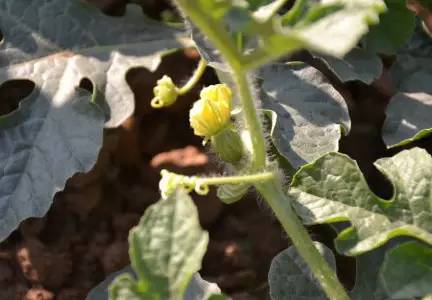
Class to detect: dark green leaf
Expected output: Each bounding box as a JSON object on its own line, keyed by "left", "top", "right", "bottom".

{"left": 259, "top": 62, "right": 350, "bottom": 168}
{"left": 0, "top": 0, "right": 190, "bottom": 241}
{"left": 268, "top": 242, "right": 336, "bottom": 300}
{"left": 0, "top": 0, "right": 191, "bottom": 127}
{"left": 350, "top": 241, "right": 402, "bottom": 300}
{"left": 383, "top": 70, "right": 432, "bottom": 147}
{"left": 0, "top": 80, "right": 104, "bottom": 242}
{"left": 313, "top": 48, "right": 383, "bottom": 84}
{"left": 380, "top": 241, "right": 432, "bottom": 299}
{"left": 362, "top": 0, "right": 416, "bottom": 54}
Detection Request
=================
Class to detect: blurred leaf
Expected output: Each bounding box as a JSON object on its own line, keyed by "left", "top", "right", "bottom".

{"left": 268, "top": 242, "right": 336, "bottom": 300}
{"left": 362, "top": 0, "right": 416, "bottom": 54}
{"left": 109, "top": 189, "right": 209, "bottom": 300}
{"left": 259, "top": 62, "right": 350, "bottom": 168}
{"left": 278, "top": 0, "right": 386, "bottom": 58}
{"left": 383, "top": 70, "right": 432, "bottom": 147}
{"left": 290, "top": 147, "right": 432, "bottom": 255}
{"left": 390, "top": 21, "right": 432, "bottom": 87}
{"left": 86, "top": 266, "right": 134, "bottom": 300}
{"left": 380, "top": 241, "right": 432, "bottom": 299}
{"left": 87, "top": 267, "right": 224, "bottom": 300}
{"left": 313, "top": 48, "right": 383, "bottom": 84}
{"left": 186, "top": 0, "right": 386, "bottom": 69}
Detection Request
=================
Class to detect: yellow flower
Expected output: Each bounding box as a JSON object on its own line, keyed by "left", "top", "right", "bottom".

{"left": 189, "top": 84, "right": 232, "bottom": 137}
{"left": 151, "top": 75, "right": 178, "bottom": 108}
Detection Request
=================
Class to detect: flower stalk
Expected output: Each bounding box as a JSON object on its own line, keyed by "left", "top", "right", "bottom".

{"left": 151, "top": 58, "right": 208, "bottom": 108}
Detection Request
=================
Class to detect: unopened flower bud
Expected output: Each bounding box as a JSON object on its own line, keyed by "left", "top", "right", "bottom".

{"left": 211, "top": 127, "right": 243, "bottom": 164}
{"left": 151, "top": 75, "right": 178, "bottom": 108}
{"left": 189, "top": 84, "right": 232, "bottom": 138}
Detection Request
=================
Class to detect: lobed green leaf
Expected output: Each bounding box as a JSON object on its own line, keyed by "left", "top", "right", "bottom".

{"left": 0, "top": 0, "right": 191, "bottom": 242}
{"left": 290, "top": 147, "right": 432, "bottom": 255}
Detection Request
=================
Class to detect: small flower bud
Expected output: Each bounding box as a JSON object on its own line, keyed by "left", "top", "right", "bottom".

{"left": 151, "top": 75, "right": 179, "bottom": 108}
{"left": 189, "top": 84, "right": 232, "bottom": 138}
{"left": 211, "top": 127, "right": 243, "bottom": 164}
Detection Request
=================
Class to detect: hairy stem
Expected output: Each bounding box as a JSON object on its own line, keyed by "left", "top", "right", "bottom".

{"left": 174, "top": 1, "right": 350, "bottom": 298}
{"left": 197, "top": 171, "right": 274, "bottom": 186}
{"left": 177, "top": 58, "right": 208, "bottom": 95}
{"left": 257, "top": 180, "right": 350, "bottom": 300}
{"left": 231, "top": 67, "right": 267, "bottom": 170}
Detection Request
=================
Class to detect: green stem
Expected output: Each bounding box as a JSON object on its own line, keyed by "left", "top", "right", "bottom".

{"left": 281, "top": 0, "right": 307, "bottom": 25}
{"left": 231, "top": 67, "right": 267, "bottom": 170}
{"left": 174, "top": 0, "right": 242, "bottom": 70}
{"left": 177, "top": 58, "right": 208, "bottom": 95}
{"left": 198, "top": 172, "right": 273, "bottom": 186}
{"left": 257, "top": 180, "right": 351, "bottom": 300}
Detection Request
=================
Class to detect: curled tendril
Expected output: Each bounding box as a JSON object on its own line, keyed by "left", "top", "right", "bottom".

{"left": 159, "top": 170, "right": 211, "bottom": 199}
{"left": 151, "top": 97, "right": 164, "bottom": 108}
{"left": 195, "top": 181, "right": 210, "bottom": 195}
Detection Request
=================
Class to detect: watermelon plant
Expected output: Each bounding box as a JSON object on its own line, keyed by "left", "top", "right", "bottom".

{"left": 1, "top": 0, "right": 432, "bottom": 299}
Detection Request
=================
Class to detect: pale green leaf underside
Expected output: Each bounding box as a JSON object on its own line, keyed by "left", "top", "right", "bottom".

{"left": 259, "top": 63, "right": 350, "bottom": 168}
{"left": 313, "top": 47, "right": 383, "bottom": 84}
{"left": 110, "top": 189, "right": 209, "bottom": 300}
{"left": 268, "top": 242, "right": 336, "bottom": 300}
{"left": 290, "top": 147, "right": 432, "bottom": 255}
{"left": 87, "top": 267, "right": 222, "bottom": 300}
{"left": 189, "top": 0, "right": 385, "bottom": 70}
{"left": 286, "top": 0, "right": 386, "bottom": 58}
{"left": 0, "top": 0, "right": 191, "bottom": 127}
{"left": 383, "top": 70, "right": 432, "bottom": 148}
{"left": 380, "top": 241, "right": 432, "bottom": 299}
